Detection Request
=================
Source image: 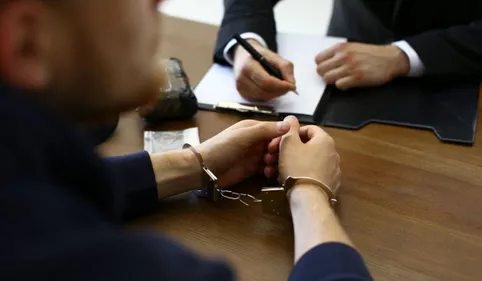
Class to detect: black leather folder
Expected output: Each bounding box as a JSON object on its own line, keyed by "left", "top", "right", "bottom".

{"left": 321, "top": 78, "right": 479, "bottom": 145}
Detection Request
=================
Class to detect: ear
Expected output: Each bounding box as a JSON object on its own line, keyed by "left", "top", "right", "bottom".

{"left": 0, "top": 1, "right": 52, "bottom": 91}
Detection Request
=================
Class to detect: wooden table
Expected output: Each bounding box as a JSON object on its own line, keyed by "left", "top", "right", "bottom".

{"left": 100, "top": 16, "right": 482, "bottom": 281}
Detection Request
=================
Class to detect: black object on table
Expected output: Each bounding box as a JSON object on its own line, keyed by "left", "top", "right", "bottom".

{"left": 320, "top": 77, "right": 479, "bottom": 145}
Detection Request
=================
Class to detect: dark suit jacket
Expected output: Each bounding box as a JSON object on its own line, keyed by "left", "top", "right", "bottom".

{"left": 214, "top": 0, "right": 482, "bottom": 79}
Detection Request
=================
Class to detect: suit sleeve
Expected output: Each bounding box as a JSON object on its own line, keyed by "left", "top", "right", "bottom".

{"left": 214, "top": 0, "right": 281, "bottom": 65}
{"left": 289, "top": 243, "right": 373, "bottom": 281}
{"left": 41, "top": 232, "right": 235, "bottom": 281}
{"left": 104, "top": 151, "right": 159, "bottom": 220}
{"left": 0, "top": 182, "right": 235, "bottom": 281}
{"left": 405, "top": 20, "right": 482, "bottom": 79}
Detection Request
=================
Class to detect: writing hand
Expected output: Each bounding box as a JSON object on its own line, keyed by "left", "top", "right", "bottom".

{"left": 233, "top": 40, "right": 296, "bottom": 101}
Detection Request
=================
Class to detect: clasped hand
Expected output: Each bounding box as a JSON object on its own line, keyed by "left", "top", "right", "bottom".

{"left": 195, "top": 116, "right": 340, "bottom": 192}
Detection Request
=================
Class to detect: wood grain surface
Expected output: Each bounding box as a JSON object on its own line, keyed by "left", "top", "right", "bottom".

{"left": 99, "top": 15, "right": 482, "bottom": 281}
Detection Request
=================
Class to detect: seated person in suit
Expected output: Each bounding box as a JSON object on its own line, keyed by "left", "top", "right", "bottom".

{"left": 0, "top": 0, "right": 372, "bottom": 280}
{"left": 214, "top": 0, "right": 482, "bottom": 101}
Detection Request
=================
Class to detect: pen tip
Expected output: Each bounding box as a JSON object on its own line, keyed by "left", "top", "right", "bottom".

{"left": 294, "top": 90, "right": 300, "bottom": 95}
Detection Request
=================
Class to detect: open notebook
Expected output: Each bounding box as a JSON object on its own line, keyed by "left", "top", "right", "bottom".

{"left": 194, "top": 34, "right": 346, "bottom": 119}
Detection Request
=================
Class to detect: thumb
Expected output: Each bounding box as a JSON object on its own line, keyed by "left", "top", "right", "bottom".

{"left": 240, "top": 121, "right": 291, "bottom": 144}
{"left": 282, "top": 115, "right": 301, "bottom": 141}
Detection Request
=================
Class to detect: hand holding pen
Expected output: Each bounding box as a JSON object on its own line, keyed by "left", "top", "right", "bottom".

{"left": 232, "top": 36, "right": 298, "bottom": 102}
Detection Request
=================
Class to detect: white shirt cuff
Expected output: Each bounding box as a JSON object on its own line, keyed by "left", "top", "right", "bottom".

{"left": 222, "top": 32, "right": 268, "bottom": 65}
{"left": 392, "top": 40, "right": 425, "bottom": 77}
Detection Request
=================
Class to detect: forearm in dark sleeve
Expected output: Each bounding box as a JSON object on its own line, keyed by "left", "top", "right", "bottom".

{"left": 214, "top": 0, "right": 281, "bottom": 65}
{"left": 104, "top": 151, "right": 159, "bottom": 220}
{"left": 289, "top": 243, "right": 373, "bottom": 281}
{"left": 405, "top": 20, "right": 482, "bottom": 79}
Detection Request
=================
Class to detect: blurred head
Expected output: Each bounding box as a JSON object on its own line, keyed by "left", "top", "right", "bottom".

{"left": 0, "top": 0, "right": 164, "bottom": 123}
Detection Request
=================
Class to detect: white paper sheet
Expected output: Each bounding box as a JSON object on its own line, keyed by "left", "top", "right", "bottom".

{"left": 194, "top": 34, "right": 346, "bottom": 116}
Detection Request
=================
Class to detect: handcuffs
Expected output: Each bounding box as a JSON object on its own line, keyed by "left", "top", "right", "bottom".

{"left": 183, "top": 143, "right": 337, "bottom": 217}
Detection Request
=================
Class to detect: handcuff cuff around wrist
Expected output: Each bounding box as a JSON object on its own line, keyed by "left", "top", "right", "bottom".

{"left": 183, "top": 143, "right": 338, "bottom": 217}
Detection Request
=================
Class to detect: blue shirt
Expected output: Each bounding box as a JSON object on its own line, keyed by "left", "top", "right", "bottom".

{"left": 0, "top": 86, "right": 373, "bottom": 281}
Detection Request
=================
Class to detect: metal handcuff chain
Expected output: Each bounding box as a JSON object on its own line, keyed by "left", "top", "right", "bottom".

{"left": 218, "top": 189, "right": 263, "bottom": 206}
{"left": 183, "top": 143, "right": 263, "bottom": 207}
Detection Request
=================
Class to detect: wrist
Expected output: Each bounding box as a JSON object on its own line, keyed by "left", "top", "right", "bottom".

{"left": 233, "top": 39, "right": 263, "bottom": 63}
{"left": 288, "top": 183, "right": 331, "bottom": 211}
{"left": 180, "top": 148, "right": 204, "bottom": 188}
{"left": 388, "top": 45, "right": 410, "bottom": 78}
{"left": 289, "top": 183, "right": 352, "bottom": 262}
{"left": 150, "top": 149, "right": 203, "bottom": 199}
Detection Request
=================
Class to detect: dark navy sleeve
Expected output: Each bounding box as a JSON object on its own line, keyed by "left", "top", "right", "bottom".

{"left": 214, "top": 0, "right": 280, "bottom": 65}
{"left": 0, "top": 182, "right": 235, "bottom": 281}
{"left": 289, "top": 243, "right": 373, "bottom": 281}
{"left": 405, "top": 20, "right": 482, "bottom": 78}
{"left": 104, "top": 151, "right": 159, "bottom": 220}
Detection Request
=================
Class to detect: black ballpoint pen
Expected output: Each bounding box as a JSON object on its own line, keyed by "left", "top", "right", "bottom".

{"left": 233, "top": 34, "right": 299, "bottom": 95}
